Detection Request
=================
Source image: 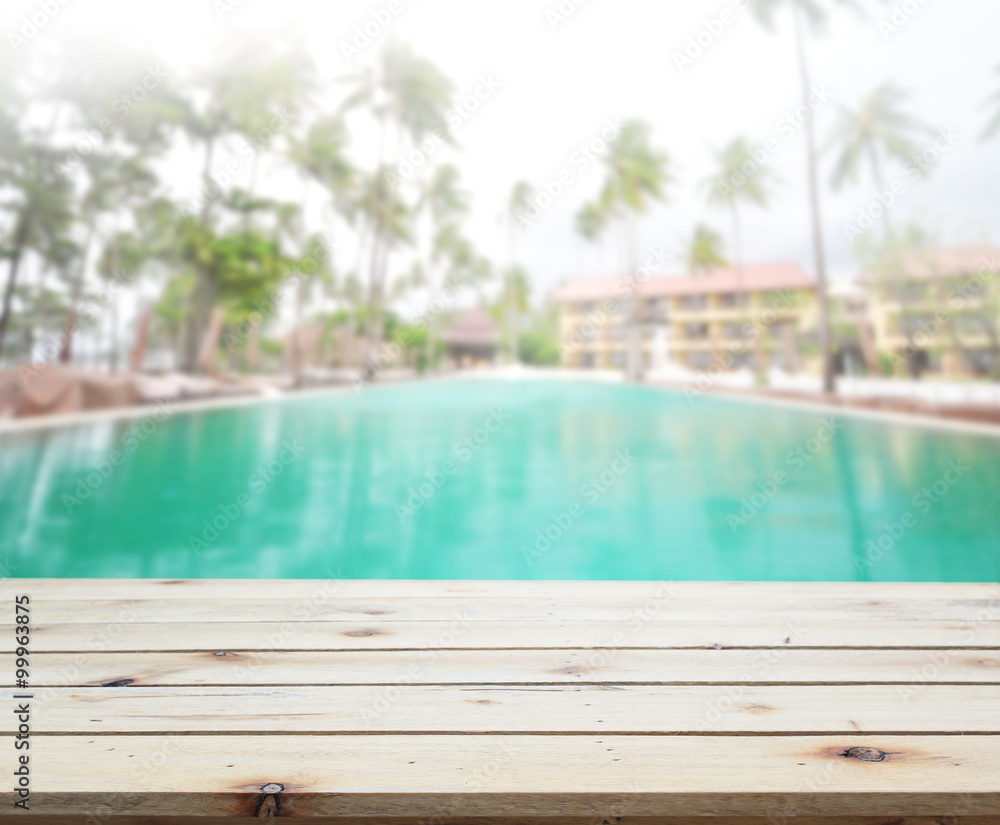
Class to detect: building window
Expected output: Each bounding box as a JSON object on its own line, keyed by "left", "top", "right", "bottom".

{"left": 679, "top": 295, "right": 708, "bottom": 310}
{"left": 579, "top": 301, "right": 596, "bottom": 313}
{"left": 890, "top": 284, "right": 925, "bottom": 303}
{"left": 962, "top": 348, "right": 1000, "bottom": 376}
{"left": 898, "top": 315, "right": 936, "bottom": 337}
{"left": 684, "top": 323, "right": 710, "bottom": 339}
{"left": 579, "top": 353, "right": 596, "bottom": 368}
{"left": 956, "top": 313, "right": 988, "bottom": 336}
{"left": 609, "top": 352, "right": 627, "bottom": 368}
{"left": 578, "top": 323, "right": 599, "bottom": 341}
{"left": 609, "top": 324, "right": 628, "bottom": 341}
{"left": 719, "top": 293, "right": 749, "bottom": 308}
{"left": 722, "top": 323, "right": 746, "bottom": 339}
{"left": 770, "top": 320, "right": 794, "bottom": 338}
{"left": 688, "top": 352, "right": 715, "bottom": 369}
{"left": 645, "top": 298, "right": 668, "bottom": 318}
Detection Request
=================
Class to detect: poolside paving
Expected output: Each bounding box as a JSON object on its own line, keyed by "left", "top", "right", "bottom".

{"left": 2, "top": 579, "right": 999, "bottom": 822}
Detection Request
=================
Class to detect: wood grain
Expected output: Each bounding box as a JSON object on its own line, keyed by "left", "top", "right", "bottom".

{"left": 14, "top": 595, "right": 1000, "bottom": 624}
{"left": 4, "top": 578, "right": 997, "bottom": 601}
{"left": 10, "top": 617, "right": 999, "bottom": 652}
{"left": 8, "top": 648, "right": 998, "bottom": 687}
{"left": 4, "top": 735, "right": 998, "bottom": 817}
{"left": 2, "top": 579, "right": 996, "bottom": 822}
{"left": 5, "top": 684, "right": 998, "bottom": 734}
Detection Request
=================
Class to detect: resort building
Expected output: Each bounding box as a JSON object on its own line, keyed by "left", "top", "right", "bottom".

{"left": 859, "top": 245, "right": 1000, "bottom": 378}
{"left": 552, "top": 263, "right": 819, "bottom": 373}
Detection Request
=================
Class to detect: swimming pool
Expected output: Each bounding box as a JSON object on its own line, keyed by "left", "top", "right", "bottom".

{"left": 1, "top": 379, "right": 997, "bottom": 580}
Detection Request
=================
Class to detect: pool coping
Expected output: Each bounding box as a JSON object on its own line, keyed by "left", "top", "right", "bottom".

{"left": 0, "top": 370, "right": 614, "bottom": 434}
{"left": 1, "top": 371, "right": 999, "bottom": 439}
{"left": 647, "top": 381, "right": 1000, "bottom": 439}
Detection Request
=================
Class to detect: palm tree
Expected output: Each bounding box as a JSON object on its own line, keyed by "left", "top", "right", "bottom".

{"left": 831, "top": 86, "right": 927, "bottom": 187}
{"left": 505, "top": 181, "right": 534, "bottom": 364}
{"left": 829, "top": 83, "right": 933, "bottom": 374}
{"left": 287, "top": 116, "right": 355, "bottom": 382}
{"left": 685, "top": 225, "right": 728, "bottom": 275}
{"left": 225, "top": 42, "right": 316, "bottom": 199}
{"left": 498, "top": 264, "right": 531, "bottom": 349}
{"left": 176, "top": 40, "right": 315, "bottom": 372}
{"left": 829, "top": 82, "right": 930, "bottom": 231}
{"left": 0, "top": 141, "right": 74, "bottom": 360}
{"left": 702, "top": 137, "right": 775, "bottom": 373}
{"left": 594, "top": 119, "right": 672, "bottom": 381}
{"left": 59, "top": 152, "right": 156, "bottom": 364}
{"left": 983, "top": 65, "right": 1000, "bottom": 140}
{"left": 354, "top": 167, "right": 415, "bottom": 374}
{"left": 702, "top": 137, "right": 774, "bottom": 290}
{"left": 421, "top": 165, "right": 469, "bottom": 370}
{"left": 288, "top": 116, "right": 356, "bottom": 220}
{"left": 750, "top": 0, "right": 859, "bottom": 393}
{"left": 575, "top": 201, "right": 608, "bottom": 246}
{"left": 344, "top": 41, "right": 455, "bottom": 380}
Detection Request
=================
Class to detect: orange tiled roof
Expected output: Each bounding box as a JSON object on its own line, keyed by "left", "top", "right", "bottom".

{"left": 857, "top": 245, "right": 1000, "bottom": 283}
{"left": 551, "top": 263, "right": 815, "bottom": 302}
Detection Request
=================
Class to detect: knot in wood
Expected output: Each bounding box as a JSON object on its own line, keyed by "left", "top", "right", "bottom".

{"left": 843, "top": 746, "right": 887, "bottom": 762}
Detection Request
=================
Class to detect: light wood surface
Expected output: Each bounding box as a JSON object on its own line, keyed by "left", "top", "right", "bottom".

{"left": 9, "top": 595, "right": 999, "bottom": 623}
{"left": 0, "top": 579, "right": 997, "bottom": 822}
{"left": 11, "top": 647, "right": 999, "bottom": 685}
{"left": 3, "top": 684, "right": 998, "bottom": 734}
{"left": 11, "top": 617, "right": 999, "bottom": 651}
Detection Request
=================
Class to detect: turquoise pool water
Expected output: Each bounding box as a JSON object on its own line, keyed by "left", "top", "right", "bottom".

{"left": 0, "top": 379, "right": 997, "bottom": 580}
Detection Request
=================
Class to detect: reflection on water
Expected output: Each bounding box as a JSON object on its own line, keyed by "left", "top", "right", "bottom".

{"left": 0, "top": 380, "right": 997, "bottom": 581}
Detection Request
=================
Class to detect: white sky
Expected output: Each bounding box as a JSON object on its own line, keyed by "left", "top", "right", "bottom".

{"left": 4, "top": 0, "right": 1000, "bottom": 311}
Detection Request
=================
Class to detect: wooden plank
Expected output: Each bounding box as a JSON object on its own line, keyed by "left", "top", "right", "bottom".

{"left": 4, "top": 578, "right": 997, "bottom": 601}
{"left": 11, "top": 648, "right": 1000, "bottom": 687}
{"left": 13, "top": 819, "right": 1000, "bottom": 825}
{"left": 13, "top": 596, "right": 1000, "bottom": 624}
{"left": 5, "top": 735, "right": 999, "bottom": 817}
{"left": 14, "top": 617, "right": 999, "bottom": 653}
{"left": 7, "top": 684, "right": 999, "bottom": 735}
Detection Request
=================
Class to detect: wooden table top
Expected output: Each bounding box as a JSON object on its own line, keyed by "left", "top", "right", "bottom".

{"left": 2, "top": 579, "right": 998, "bottom": 823}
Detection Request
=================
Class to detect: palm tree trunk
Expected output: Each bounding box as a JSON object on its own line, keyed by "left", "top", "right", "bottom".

{"left": 368, "top": 115, "right": 407, "bottom": 377}
{"left": 793, "top": 3, "right": 834, "bottom": 394}
{"left": 60, "top": 217, "right": 96, "bottom": 365}
{"left": 507, "top": 223, "right": 518, "bottom": 365}
{"left": 109, "top": 292, "right": 120, "bottom": 373}
{"left": 867, "top": 143, "right": 918, "bottom": 377}
{"left": 197, "top": 306, "right": 225, "bottom": 374}
{"left": 367, "top": 238, "right": 389, "bottom": 378}
{"left": 626, "top": 214, "right": 643, "bottom": 381}
{"left": 868, "top": 145, "right": 893, "bottom": 241}
{"left": 36, "top": 262, "right": 50, "bottom": 347}
{"left": 0, "top": 210, "right": 31, "bottom": 361}
{"left": 364, "top": 98, "right": 391, "bottom": 381}
{"left": 108, "top": 240, "right": 121, "bottom": 373}
{"left": 130, "top": 302, "right": 153, "bottom": 372}
{"left": 291, "top": 176, "right": 311, "bottom": 386}
{"left": 424, "top": 249, "right": 439, "bottom": 371}
{"left": 183, "top": 136, "right": 218, "bottom": 373}
{"left": 730, "top": 203, "right": 756, "bottom": 371}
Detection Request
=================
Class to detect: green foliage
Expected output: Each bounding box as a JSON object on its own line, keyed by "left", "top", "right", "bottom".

{"left": 877, "top": 350, "right": 898, "bottom": 377}
{"left": 685, "top": 225, "right": 728, "bottom": 274}
{"left": 597, "top": 119, "right": 672, "bottom": 216}
{"left": 518, "top": 330, "right": 560, "bottom": 366}
{"left": 703, "top": 136, "right": 775, "bottom": 209}
{"left": 828, "top": 83, "right": 932, "bottom": 191}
